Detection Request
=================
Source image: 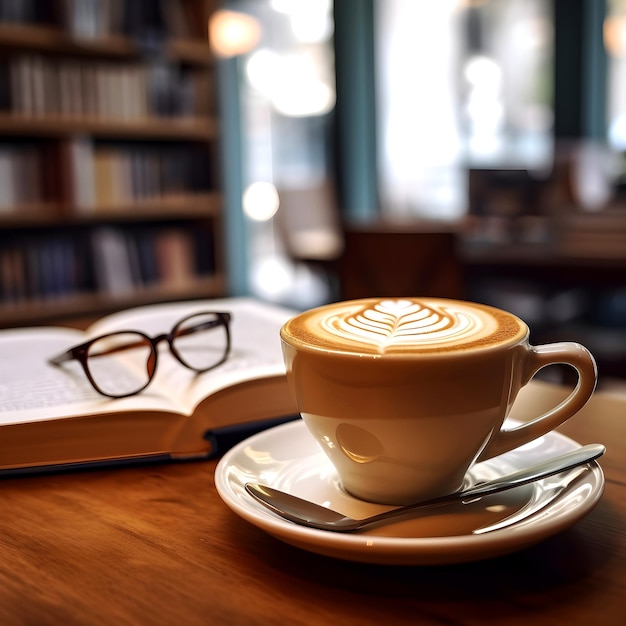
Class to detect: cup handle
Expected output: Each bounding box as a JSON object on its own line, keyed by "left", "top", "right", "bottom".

{"left": 475, "top": 342, "right": 598, "bottom": 462}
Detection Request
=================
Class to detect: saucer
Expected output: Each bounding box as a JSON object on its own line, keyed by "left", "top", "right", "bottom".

{"left": 214, "top": 420, "right": 604, "bottom": 565}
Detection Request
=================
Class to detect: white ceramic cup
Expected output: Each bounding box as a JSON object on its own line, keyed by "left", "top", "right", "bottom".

{"left": 280, "top": 297, "right": 597, "bottom": 505}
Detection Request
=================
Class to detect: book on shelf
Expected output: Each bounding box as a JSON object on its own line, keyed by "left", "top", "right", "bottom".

{"left": 65, "top": 138, "right": 214, "bottom": 213}
{"left": 0, "top": 225, "right": 213, "bottom": 306}
{"left": 3, "top": 53, "right": 211, "bottom": 121}
{"left": 0, "top": 143, "right": 43, "bottom": 212}
{"left": 0, "top": 297, "right": 300, "bottom": 475}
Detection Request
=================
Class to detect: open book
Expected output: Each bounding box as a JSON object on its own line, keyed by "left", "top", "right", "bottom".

{"left": 0, "top": 298, "right": 300, "bottom": 474}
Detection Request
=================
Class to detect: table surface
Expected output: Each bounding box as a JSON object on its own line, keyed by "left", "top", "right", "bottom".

{"left": 1, "top": 380, "right": 624, "bottom": 626}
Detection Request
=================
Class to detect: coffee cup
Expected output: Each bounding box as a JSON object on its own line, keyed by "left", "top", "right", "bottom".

{"left": 280, "top": 297, "right": 597, "bottom": 505}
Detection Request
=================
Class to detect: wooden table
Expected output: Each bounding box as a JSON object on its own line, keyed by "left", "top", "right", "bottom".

{"left": 1, "top": 381, "right": 624, "bottom": 626}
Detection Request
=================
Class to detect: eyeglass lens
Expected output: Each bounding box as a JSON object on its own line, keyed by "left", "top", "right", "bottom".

{"left": 171, "top": 312, "right": 229, "bottom": 372}
{"left": 85, "top": 332, "right": 153, "bottom": 397}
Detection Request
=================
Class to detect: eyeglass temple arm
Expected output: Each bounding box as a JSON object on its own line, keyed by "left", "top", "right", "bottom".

{"left": 48, "top": 337, "right": 147, "bottom": 366}
{"left": 48, "top": 350, "right": 73, "bottom": 366}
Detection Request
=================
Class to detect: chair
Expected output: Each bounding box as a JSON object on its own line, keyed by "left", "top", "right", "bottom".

{"left": 337, "top": 222, "right": 465, "bottom": 300}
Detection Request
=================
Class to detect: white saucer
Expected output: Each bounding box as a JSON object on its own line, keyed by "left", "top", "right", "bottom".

{"left": 214, "top": 420, "right": 604, "bottom": 565}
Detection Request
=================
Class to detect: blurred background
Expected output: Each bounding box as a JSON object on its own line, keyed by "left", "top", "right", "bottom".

{"left": 0, "top": 0, "right": 625, "bottom": 388}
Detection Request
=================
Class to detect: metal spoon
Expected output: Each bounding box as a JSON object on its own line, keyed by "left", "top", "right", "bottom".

{"left": 244, "top": 443, "right": 605, "bottom": 533}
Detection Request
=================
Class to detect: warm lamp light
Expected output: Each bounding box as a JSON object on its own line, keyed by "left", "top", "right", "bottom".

{"left": 209, "top": 10, "right": 261, "bottom": 58}
{"left": 604, "top": 15, "right": 626, "bottom": 58}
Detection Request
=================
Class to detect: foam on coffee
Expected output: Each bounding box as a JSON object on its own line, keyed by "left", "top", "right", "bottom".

{"left": 282, "top": 298, "right": 526, "bottom": 355}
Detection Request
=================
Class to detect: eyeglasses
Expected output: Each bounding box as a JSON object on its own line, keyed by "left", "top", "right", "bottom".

{"left": 48, "top": 311, "right": 231, "bottom": 398}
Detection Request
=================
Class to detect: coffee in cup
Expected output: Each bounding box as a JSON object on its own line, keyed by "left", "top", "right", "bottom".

{"left": 280, "top": 298, "right": 597, "bottom": 504}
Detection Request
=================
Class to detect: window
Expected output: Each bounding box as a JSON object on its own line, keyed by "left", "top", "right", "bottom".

{"left": 375, "top": 0, "right": 554, "bottom": 219}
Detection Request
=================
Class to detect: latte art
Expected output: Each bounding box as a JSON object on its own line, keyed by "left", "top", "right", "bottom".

{"left": 282, "top": 298, "right": 526, "bottom": 355}
{"left": 322, "top": 300, "right": 477, "bottom": 352}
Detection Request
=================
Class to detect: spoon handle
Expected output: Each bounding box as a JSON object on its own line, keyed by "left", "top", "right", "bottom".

{"left": 399, "top": 443, "right": 606, "bottom": 510}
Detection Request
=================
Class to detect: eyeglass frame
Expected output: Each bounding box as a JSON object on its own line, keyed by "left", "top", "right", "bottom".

{"left": 48, "top": 311, "right": 232, "bottom": 399}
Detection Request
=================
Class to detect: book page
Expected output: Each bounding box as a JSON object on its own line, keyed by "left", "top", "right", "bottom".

{"left": 0, "top": 327, "right": 184, "bottom": 426}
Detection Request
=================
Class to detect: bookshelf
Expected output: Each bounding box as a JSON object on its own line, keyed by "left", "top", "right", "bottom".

{"left": 0, "top": 0, "right": 225, "bottom": 327}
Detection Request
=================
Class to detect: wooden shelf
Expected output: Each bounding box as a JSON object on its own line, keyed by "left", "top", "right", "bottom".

{"left": 0, "top": 192, "right": 221, "bottom": 227}
{"left": 0, "top": 23, "right": 214, "bottom": 65}
{"left": 168, "top": 39, "right": 215, "bottom": 65}
{"left": 462, "top": 242, "right": 626, "bottom": 268}
{"left": 0, "top": 1, "right": 226, "bottom": 327}
{"left": 0, "top": 274, "right": 227, "bottom": 328}
{"left": 0, "top": 114, "right": 218, "bottom": 140}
